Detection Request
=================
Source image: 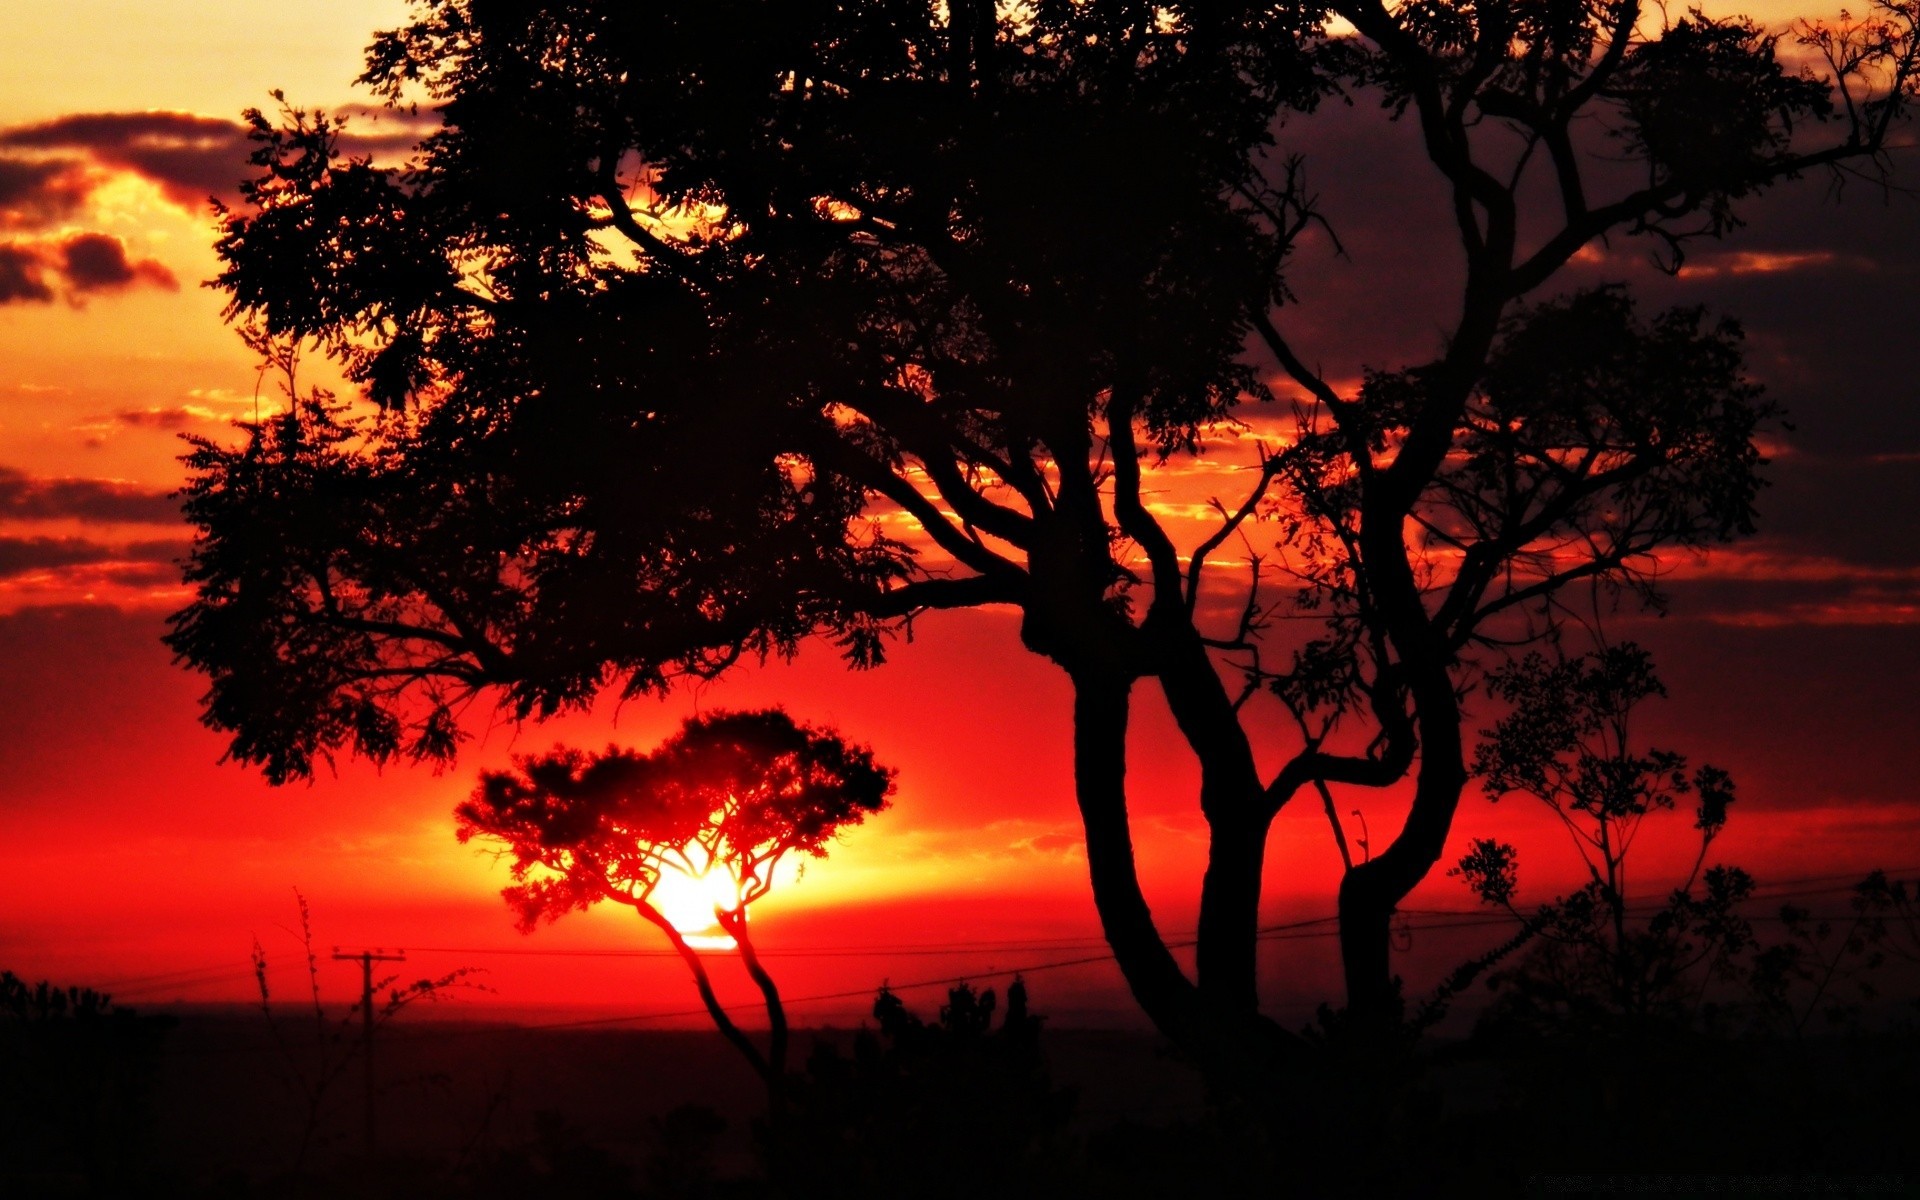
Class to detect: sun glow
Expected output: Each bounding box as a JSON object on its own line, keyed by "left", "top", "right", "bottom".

{"left": 651, "top": 863, "right": 743, "bottom": 951}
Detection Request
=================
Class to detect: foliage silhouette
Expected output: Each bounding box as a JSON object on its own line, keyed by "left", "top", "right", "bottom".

{"left": 767, "top": 979, "right": 1073, "bottom": 1199}
{"left": 640, "top": 1104, "right": 729, "bottom": 1200}
{"left": 461, "top": 1108, "right": 641, "bottom": 1200}
{"left": 455, "top": 708, "right": 894, "bottom": 1093}
{"left": 1450, "top": 642, "right": 1765, "bottom": 1035}
{"left": 0, "top": 971, "right": 174, "bottom": 1192}
{"left": 1451, "top": 643, "right": 1920, "bottom": 1048}
{"left": 167, "top": 0, "right": 1920, "bottom": 1074}
{"left": 1746, "top": 869, "right": 1920, "bottom": 1038}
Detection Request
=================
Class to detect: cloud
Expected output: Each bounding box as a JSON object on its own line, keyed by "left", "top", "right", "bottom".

{"left": 106, "top": 405, "right": 224, "bottom": 431}
{"left": 0, "top": 242, "right": 53, "bottom": 303}
{"left": 1664, "top": 572, "right": 1920, "bottom": 628}
{"left": 0, "top": 536, "right": 180, "bottom": 579}
{"left": 0, "top": 155, "right": 92, "bottom": 229}
{"left": 0, "top": 111, "right": 254, "bottom": 210}
{"left": 0, "top": 107, "right": 436, "bottom": 213}
{"left": 59, "top": 232, "right": 175, "bottom": 291}
{"left": 0, "top": 467, "right": 179, "bottom": 524}
{"left": 1013, "top": 830, "right": 1085, "bottom": 859}
{"left": 0, "top": 232, "right": 176, "bottom": 305}
{"left": 73, "top": 403, "right": 234, "bottom": 448}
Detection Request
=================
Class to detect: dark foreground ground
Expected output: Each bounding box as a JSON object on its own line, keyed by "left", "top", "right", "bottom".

{"left": 4, "top": 1005, "right": 1918, "bottom": 1199}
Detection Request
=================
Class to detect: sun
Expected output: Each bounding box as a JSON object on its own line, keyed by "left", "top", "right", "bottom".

{"left": 651, "top": 864, "right": 742, "bottom": 950}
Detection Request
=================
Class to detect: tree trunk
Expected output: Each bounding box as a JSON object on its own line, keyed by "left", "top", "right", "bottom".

{"left": 632, "top": 902, "right": 775, "bottom": 1087}
{"left": 1150, "top": 619, "right": 1270, "bottom": 1018}
{"left": 724, "top": 912, "right": 789, "bottom": 1088}
{"left": 1069, "top": 673, "right": 1210, "bottom": 1047}
{"left": 1197, "top": 810, "right": 1271, "bottom": 1017}
{"left": 1335, "top": 651, "right": 1469, "bottom": 1030}
{"left": 1337, "top": 870, "right": 1399, "bottom": 1025}
{"left": 1070, "top": 672, "right": 1301, "bottom": 1083}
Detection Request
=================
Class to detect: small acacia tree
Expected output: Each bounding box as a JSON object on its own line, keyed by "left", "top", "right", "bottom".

{"left": 455, "top": 708, "right": 895, "bottom": 1091}
{"left": 168, "top": 0, "right": 1919, "bottom": 1077}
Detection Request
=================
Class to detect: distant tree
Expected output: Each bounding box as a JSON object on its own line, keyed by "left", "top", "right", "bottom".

{"left": 168, "top": 0, "right": 1919, "bottom": 1074}
{"left": 1456, "top": 649, "right": 1920, "bottom": 1042}
{"left": 454, "top": 708, "right": 894, "bottom": 1092}
{"left": 1853, "top": 870, "right": 1920, "bottom": 978}
{"left": 1453, "top": 642, "right": 1758, "bottom": 1031}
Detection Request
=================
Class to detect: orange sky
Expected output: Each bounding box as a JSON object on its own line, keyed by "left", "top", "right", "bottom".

{"left": 1, "top": 2, "right": 1916, "bottom": 1030}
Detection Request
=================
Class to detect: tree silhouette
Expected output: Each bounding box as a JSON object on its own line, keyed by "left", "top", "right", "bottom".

{"left": 167, "top": 1, "right": 1919, "bottom": 1072}
{"left": 769, "top": 979, "right": 1072, "bottom": 1198}
{"left": 1453, "top": 642, "right": 1758, "bottom": 1030}
{"left": 454, "top": 708, "right": 894, "bottom": 1091}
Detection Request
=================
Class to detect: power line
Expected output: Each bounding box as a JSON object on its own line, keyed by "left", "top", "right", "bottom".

{"left": 107, "top": 968, "right": 260, "bottom": 998}
{"left": 379, "top": 918, "right": 1428, "bottom": 1042}
{"left": 38, "top": 871, "right": 1917, "bottom": 1010}
{"left": 401, "top": 939, "right": 1120, "bottom": 960}
{"left": 333, "top": 947, "right": 407, "bottom": 1154}
{"left": 92, "top": 962, "right": 254, "bottom": 989}
{"left": 377, "top": 871, "right": 1915, "bottom": 965}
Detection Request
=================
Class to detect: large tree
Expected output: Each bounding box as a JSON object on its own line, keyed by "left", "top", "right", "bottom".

{"left": 170, "top": 0, "right": 1918, "bottom": 1070}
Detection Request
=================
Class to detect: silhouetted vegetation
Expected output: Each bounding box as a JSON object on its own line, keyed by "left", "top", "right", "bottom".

{"left": 455, "top": 709, "right": 893, "bottom": 1093}
{"left": 768, "top": 981, "right": 1073, "bottom": 1198}
{"left": 1, "top": 965, "right": 1917, "bottom": 1197}
{"left": 0, "top": 972, "right": 173, "bottom": 1193}
{"left": 166, "top": 0, "right": 1920, "bottom": 1086}
{"left": 1447, "top": 642, "right": 1920, "bottom": 1050}
{"left": 1450, "top": 641, "right": 1755, "bottom": 1036}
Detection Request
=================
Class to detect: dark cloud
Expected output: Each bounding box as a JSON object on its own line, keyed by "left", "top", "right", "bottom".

{"left": 1260, "top": 98, "right": 1469, "bottom": 382}
{"left": 1245, "top": 88, "right": 1920, "bottom": 638}
{"left": 0, "top": 155, "right": 91, "bottom": 229}
{"left": 0, "top": 242, "right": 54, "bottom": 303}
{"left": 0, "top": 467, "right": 179, "bottom": 524}
{"left": 1261, "top": 92, "right": 1918, "bottom": 426}
{"left": 0, "top": 107, "right": 436, "bottom": 212}
{"left": 1619, "top": 616, "right": 1920, "bottom": 814}
{"left": 0, "top": 232, "right": 176, "bottom": 305}
{"left": 1757, "top": 456, "right": 1920, "bottom": 569}
{"left": 58, "top": 231, "right": 175, "bottom": 292}
{"left": 110, "top": 406, "right": 212, "bottom": 431}
{"left": 93, "top": 560, "right": 186, "bottom": 588}
{"left": 1662, "top": 571, "right": 1920, "bottom": 630}
{"left": 333, "top": 104, "right": 441, "bottom": 154}
{"left": 0, "top": 536, "right": 180, "bottom": 579}
{"left": 0, "top": 111, "right": 254, "bottom": 210}
{"left": 1553, "top": 180, "right": 1920, "bottom": 460}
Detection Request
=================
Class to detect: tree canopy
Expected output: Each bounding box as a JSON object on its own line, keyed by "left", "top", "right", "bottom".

{"left": 170, "top": 0, "right": 1919, "bottom": 1069}
{"left": 456, "top": 707, "right": 894, "bottom": 1086}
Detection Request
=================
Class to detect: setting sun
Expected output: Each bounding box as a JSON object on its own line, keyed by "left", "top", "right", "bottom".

{"left": 652, "top": 864, "right": 743, "bottom": 950}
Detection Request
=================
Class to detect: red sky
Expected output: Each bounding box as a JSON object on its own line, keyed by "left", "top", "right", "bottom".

{"left": 0, "top": 1, "right": 1916, "bottom": 1030}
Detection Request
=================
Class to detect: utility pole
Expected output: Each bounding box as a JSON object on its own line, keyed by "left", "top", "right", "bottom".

{"left": 332, "top": 947, "right": 406, "bottom": 1156}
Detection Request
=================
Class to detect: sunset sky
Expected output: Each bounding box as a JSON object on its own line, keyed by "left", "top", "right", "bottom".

{"left": 1, "top": 1, "right": 1915, "bottom": 1030}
